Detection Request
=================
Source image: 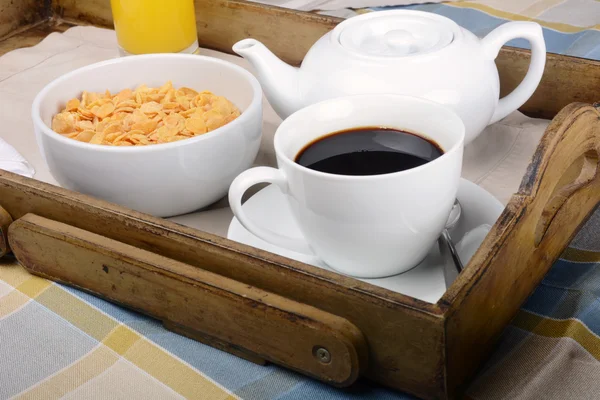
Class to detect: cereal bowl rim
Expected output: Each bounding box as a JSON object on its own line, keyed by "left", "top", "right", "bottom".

{"left": 32, "top": 53, "right": 263, "bottom": 153}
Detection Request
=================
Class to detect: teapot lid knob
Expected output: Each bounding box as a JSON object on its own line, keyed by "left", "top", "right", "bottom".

{"left": 384, "top": 29, "right": 417, "bottom": 56}
{"left": 335, "top": 10, "right": 458, "bottom": 57}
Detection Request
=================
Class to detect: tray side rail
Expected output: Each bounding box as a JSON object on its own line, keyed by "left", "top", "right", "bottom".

{"left": 442, "top": 103, "right": 600, "bottom": 397}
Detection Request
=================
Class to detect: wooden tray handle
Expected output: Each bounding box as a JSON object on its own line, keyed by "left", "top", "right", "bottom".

{"left": 7, "top": 213, "right": 368, "bottom": 387}
{"left": 534, "top": 149, "right": 598, "bottom": 246}
{"left": 444, "top": 103, "right": 600, "bottom": 395}
{"left": 521, "top": 103, "right": 600, "bottom": 248}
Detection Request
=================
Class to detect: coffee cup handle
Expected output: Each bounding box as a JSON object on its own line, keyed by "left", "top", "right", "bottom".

{"left": 229, "top": 166, "right": 315, "bottom": 255}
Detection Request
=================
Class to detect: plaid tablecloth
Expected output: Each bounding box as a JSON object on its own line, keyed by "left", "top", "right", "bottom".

{"left": 1, "top": 2, "right": 600, "bottom": 400}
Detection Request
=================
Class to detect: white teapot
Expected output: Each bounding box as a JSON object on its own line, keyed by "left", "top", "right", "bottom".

{"left": 233, "top": 10, "right": 546, "bottom": 144}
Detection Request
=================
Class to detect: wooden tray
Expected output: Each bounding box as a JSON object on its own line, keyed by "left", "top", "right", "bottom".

{"left": 1, "top": 1, "right": 600, "bottom": 399}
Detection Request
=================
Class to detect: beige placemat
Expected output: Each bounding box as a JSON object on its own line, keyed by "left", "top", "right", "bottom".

{"left": 0, "top": 26, "right": 550, "bottom": 237}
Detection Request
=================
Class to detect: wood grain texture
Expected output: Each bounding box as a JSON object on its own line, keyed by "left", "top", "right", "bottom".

{"left": 52, "top": 0, "right": 112, "bottom": 27}
{"left": 50, "top": 0, "right": 600, "bottom": 119}
{"left": 442, "top": 103, "right": 600, "bottom": 398}
{"left": 497, "top": 50, "right": 600, "bottom": 119}
{"left": 163, "top": 320, "right": 268, "bottom": 365}
{"left": 9, "top": 213, "right": 368, "bottom": 386}
{"left": 0, "top": 0, "right": 45, "bottom": 39}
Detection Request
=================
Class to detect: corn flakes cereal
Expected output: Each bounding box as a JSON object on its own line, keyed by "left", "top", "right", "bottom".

{"left": 51, "top": 81, "right": 241, "bottom": 146}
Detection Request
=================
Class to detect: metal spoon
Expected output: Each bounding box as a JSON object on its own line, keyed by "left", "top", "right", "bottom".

{"left": 439, "top": 200, "right": 464, "bottom": 276}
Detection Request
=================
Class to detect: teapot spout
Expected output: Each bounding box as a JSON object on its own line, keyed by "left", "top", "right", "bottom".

{"left": 233, "top": 39, "right": 301, "bottom": 119}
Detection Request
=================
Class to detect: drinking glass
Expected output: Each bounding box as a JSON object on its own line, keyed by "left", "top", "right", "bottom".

{"left": 111, "top": 0, "right": 199, "bottom": 56}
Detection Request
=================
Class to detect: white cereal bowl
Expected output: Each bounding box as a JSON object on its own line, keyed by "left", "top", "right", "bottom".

{"left": 32, "top": 54, "right": 263, "bottom": 218}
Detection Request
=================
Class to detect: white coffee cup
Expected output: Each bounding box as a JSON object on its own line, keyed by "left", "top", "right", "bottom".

{"left": 229, "top": 94, "right": 465, "bottom": 278}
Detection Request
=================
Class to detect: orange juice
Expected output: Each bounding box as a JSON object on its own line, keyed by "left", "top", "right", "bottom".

{"left": 111, "top": 0, "right": 198, "bottom": 55}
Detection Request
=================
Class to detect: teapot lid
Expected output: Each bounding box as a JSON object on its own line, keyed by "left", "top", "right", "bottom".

{"left": 334, "top": 11, "right": 459, "bottom": 57}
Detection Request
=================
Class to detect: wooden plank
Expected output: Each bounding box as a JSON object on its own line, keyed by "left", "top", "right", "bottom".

{"left": 163, "top": 320, "right": 268, "bottom": 366}
{"left": 442, "top": 103, "right": 600, "bottom": 397}
{"left": 52, "top": 0, "right": 112, "bottom": 28}
{"left": 0, "top": 170, "right": 446, "bottom": 399}
{"left": 0, "top": 0, "right": 45, "bottom": 39}
{"left": 498, "top": 49, "right": 600, "bottom": 119}
{"left": 9, "top": 213, "right": 368, "bottom": 386}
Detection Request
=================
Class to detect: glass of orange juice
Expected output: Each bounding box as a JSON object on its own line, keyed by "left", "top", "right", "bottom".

{"left": 111, "top": 0, "right": 199, "bottom": 56}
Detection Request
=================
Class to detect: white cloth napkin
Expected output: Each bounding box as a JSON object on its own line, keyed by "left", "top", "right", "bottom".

{"left": 0, "top": 136, "right": 34, "bottom": 177}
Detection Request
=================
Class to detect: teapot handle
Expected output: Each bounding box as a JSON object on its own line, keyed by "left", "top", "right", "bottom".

{"left": 482, "top": 21, "right": 546, "bottom": 124}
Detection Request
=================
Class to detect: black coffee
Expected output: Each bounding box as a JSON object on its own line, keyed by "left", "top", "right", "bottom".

{"left": 295, "top": 127, "right": 443, "bottom": 176}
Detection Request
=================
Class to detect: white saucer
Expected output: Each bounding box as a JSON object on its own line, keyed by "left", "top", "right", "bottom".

{"left": 227, "top": 178, "right": 504, "bottom": 304}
